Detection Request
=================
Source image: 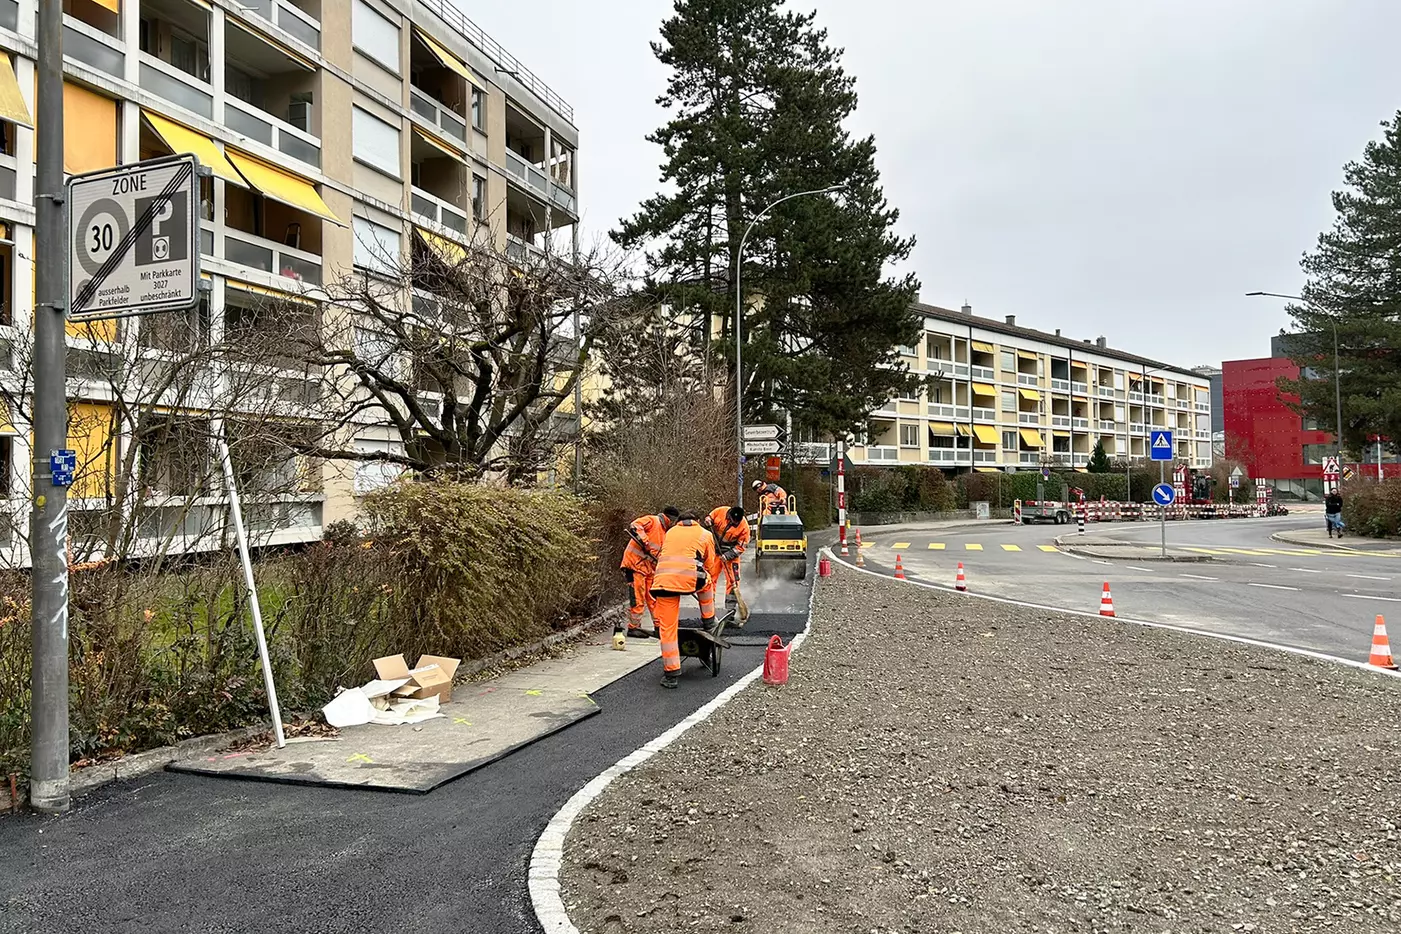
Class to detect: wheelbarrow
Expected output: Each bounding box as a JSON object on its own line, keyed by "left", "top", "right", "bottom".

{"left": 647, "top": 609, "right": 735, "bottom": 677}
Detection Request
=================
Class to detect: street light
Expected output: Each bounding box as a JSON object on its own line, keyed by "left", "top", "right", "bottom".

{"left": 1245, "top": 291, "right": 1344, "bottom": 482}
{"left": 733, "top": 184, "right": 845, "bottom": 507}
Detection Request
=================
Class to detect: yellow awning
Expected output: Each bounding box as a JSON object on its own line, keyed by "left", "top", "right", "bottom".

{"left": 227, "top": 279, "right": 317, "bottom": 306}
{"left": 0, "top": 55, "right": 31, "bottom": 127}
{"left": 414, "top": 225, "right": 468, "bottom": 265}
{"left": 1017, "top": 350, "right": 1037, "bottom": 361}
{"left": 413, "top": 125, "right": 467, "bottom": 162}
{"left": 955, "top": 424, "right": 972, "bottom": 436}
{"left": 143, "top": 111, "right": 246, "bottom": 187}
{"left": 1018, "top": 387, "right": 1040, "bottom": 401}
{"left": 416, "top": 29, "right": 485, "bottom": 89}
{"left": 928, "top": 421, "right": 955, "bottom": 435}
{"left": 91, "top": 0, "right": 119, "bottom": 11}
{"left": 975, "top": 466, "right": 999, "bottom": 473}
{"left": 972, "top": 424, "right": 1000, "bottom": 445}
{"left": 1053, "top": 430, "right": 1070, "bottom": 438}
{"left": 972, "top": 340, "right": 995, "bottom": 353}
{"left": 972, "top": 382, "right": 996, "bottom": 397}
{"left": 227, "top": 150, "right": 344, "bottom": 225}
{"left": 1019, "top": 428, "right": 1043, "bottom": 447}
{"left": 1075, "top": 467, "right": 1089, "bottom": 473}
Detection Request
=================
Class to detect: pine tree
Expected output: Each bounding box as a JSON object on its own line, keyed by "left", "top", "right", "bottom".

{"left": 615, "top": 0, "right": 921, "bottom": 436}
{"left": 1283, "top": 112, "right": 1401, "bottom": 455}
{"left": 1087, "top": 438, "right": 1111, "bottom": 473}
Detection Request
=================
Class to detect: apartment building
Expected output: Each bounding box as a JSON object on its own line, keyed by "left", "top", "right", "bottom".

{"left": 0, "top": 0, "right": 578, "bottom": 557}
{"left": 841, "top": 304, "right": 1213, "bottom": 473}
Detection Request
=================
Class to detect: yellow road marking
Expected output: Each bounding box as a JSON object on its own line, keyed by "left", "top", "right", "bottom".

{"left": 965, "top": 543, "right": 983, "bottom": 551}
{"left": 892, "top": 542, "right": 910, "bottom": 549}
{"left": 453, "top": 717, "right": 472, "bottom": 725}
{"left": 928, "top": 542, "right": 945, "bottom": 550}
{"left": 1001, "top": 544, "right": 1021, "bottom": 552}
{"left": 1038, "top": 544, "right": 1060, "bottom": 552}
{"left": 524, "top": 689, "right": 543, "bottom": 696}
{"left": 347, "top": 753, "right": 372, "bottom": 764}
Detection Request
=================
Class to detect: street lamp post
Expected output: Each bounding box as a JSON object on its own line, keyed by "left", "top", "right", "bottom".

{"left": 1246, "top": 291, "right": 1344, "bottom": 486}
{"left": 733, "top": 185, "right": 844, "bottom": 508}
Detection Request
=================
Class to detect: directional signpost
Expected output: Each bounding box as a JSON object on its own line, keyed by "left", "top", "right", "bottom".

{"left": 68, "top": 153, "right": 203, "bottom": 321}
{"left": 742, "top": 422, "right": 786, "bottom": 456}
{"left": 1149, "top": 431, "right": 1174, "bottom": 557}
{"left": 1152, "top": 483, "right": 1176, "bottom": 506}
{"left": 743, "top": 440, "right": 783, "bottom": 455}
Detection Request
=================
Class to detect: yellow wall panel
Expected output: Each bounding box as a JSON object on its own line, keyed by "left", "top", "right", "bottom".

{"left": 68, "top": 401, "right": 116, "bottom": 499}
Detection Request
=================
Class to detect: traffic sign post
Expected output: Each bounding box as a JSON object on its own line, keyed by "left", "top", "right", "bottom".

{"left": 742, "top": 439, "right": 783, "bottom": 455}
{"left": 67, "top": 153, "right": 203, "bottom": 321}
{"left": 1152, "top": 481, "right": 1175, "bottom": 557}
{"left": 741, "top": 423, "right": 785, "bottom": 443}
{"left": 1323, "top": 455, "right": 1341, "bottom": 494}
{"left": 1149, "top": 430, "right": 1174, "bottom": 462}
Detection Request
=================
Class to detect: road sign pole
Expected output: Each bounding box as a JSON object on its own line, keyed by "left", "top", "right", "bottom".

{"left": 837, "top": 439, "right": 847, "bottom": 556}
{"left": 1160, "top": 460, "right": 1166, "bottom": 558}
{"left": 30, "top": 0, "right": 70, "bottom": 814}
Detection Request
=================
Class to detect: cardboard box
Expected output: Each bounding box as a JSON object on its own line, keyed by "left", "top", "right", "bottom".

{"left": 372, "top": 654, "right": 461, "bottom": 703}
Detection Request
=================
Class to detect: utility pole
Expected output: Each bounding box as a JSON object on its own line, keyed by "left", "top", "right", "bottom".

{"left": 30, "top": 0, "right": 70, "bottom": 813}
{"left": 572, "top": 222, "right": 582, "bottom": 492}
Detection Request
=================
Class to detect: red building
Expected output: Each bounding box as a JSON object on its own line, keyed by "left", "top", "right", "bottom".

{"left": 1222, "top": 357, "right": 1333, "bottom": 490}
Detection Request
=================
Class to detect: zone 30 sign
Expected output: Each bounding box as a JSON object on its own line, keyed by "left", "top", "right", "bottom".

{"left": 67, "top": 153, "right": 202, "bottom": 321}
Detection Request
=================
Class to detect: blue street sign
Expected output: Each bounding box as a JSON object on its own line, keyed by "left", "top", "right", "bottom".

{"left": 1041, "top": 466, "right": 1050, "bottom": 479}
{"left": 50, "top": 449, "right": 76, "bottom": 488}
{"left": 1149, "top": 429, "right": 1174, "bottom": 461}
{"left": 1152, "top": 483, "right": 1176, "bottom": 506}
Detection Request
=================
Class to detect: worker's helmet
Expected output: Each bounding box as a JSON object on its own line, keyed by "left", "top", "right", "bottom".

{"left": 751, "top": 480, "right": 764, "bottom": 491}
{"left": 727, "top": 506, "right": 745, "bottom": 524}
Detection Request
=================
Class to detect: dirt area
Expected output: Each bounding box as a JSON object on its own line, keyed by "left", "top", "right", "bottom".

{"left": 561, "top": 570, "right": 1401, "bottom": 933}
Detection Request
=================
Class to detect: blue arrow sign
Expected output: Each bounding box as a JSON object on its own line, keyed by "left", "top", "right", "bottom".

{"left": 1152, "top": 483, "right": 1176, "bottom": 506}
{"left": 1150, "top": 429, "right": 1174, "bottom": 461}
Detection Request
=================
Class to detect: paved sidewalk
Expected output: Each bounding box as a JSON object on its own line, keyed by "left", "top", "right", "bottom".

{"left": 562, "top": 571, "right": 1401, "bottom": 933}
{"left": 1273, "top": 527, "right": 1401, "bottom": 554}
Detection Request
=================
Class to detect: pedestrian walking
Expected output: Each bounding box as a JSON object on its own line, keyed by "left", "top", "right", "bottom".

{"left": 1324, "top": 489, "right": 1344, "bottom": 538}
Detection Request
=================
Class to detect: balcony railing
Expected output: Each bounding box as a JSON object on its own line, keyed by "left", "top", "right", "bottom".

{"left": 792, "top": 442, "right": 834, "bottom": 464}
{"left": 1097, "top": 386, "right": 1115, "bottom": 399}
{"left": 0, "top": 0, "right": 16, "bottom": 32}
{"left": 1072, "top": 417, "right": 1090, "bottom": 430}
{"left": 233, "top": 0, "right": 321, "bottom": 50}
{"left": 1098, "top": 420, "right": 1116, "bottom": 432}
{"left": 927, "top": 448, "right": 966, "bottom": 465}
{"left": 550, "top": 182, "right": 577, "bottom": 214}
{"left": 1073, "top": 454, "right": 1090, "bottom": 467}
{"left": 412, "top": 187, "right": 469, "bottom": 237}
{"left": 1019, "top": 452, "right": 1041, "bottom": 465}
{"left": 972, "top": 407, "right": 996, "bottom": 422}
{"left": 506, "top": 234, "right": 546, "bottom": 263}
{"left": 1018, "top": 412, "right": 1039, "bottom": 425}
{"left": 927, "top": 403, "right": 970, "bottom": 420}
{"left": 970, "top": 365, "right": 995, "bottom": 381}
{"left": 973, "top": 449, "right": 998, "bottom": 464}
{"left": 410, "top": 87, "right": 468, "bottom": 145}
{"left": 863, "top": 445, "right": 900, "bottom": 464}
{"left": 65, "top": 18, "right": 124, "bottom": 79}
{"left": 1130, "top": 422, "right": 1146, "bottom": 434}
{"left": 1196, "top": 401, "right": 1210, "bottom": 413}
{"left": 505, "top": 148, "right": 550, "bottom": 197}
{"left": 140, "top": 53, "right": 212, "bottom": 119}
{"left": 1071, "top": 381, "right": 1089, "bottom": 394}
{"left": 927, "top": 360, "right": 969, "bottom": 379}
{"left": 1016, "top": 373, "right": 1038, "bottom": 387}
{"left": 224, "top": 230, "right": 322, "bottom": 286}
{"left": 226, "top": 97, "right": 321, "bottom": 169}
{"left": 1148, "top": 394, "right": 1165, "bottom": 405}
{"left": 1050, "top": 415, "right": 1071, "bottom": 428}
{"left": 0, "top": 152, "right": 15, "bottom": 202}
{"left": 1128, "top": 391, "right": 1145, "bottom": 403}
{"left": 1049, "top": 378, "right": 1070, "bottom": 392}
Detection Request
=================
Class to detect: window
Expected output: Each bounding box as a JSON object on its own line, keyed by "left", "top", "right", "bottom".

{"left": 896, "top": 344, "right": 915, "bottom": 357}
{"left": 929, "top": 382, "right": 948, "bottom": 404}
{"left": 471, "top": 174, "right": 486, "bottom": 221}
{"left": 353, "top": 0, "right": 400, "bottom": 73}
{"left": 1302, "top": 443, "right": 1331, "bottom": 466}
{"left": 471, "top": 88, "right": 485, "bottom": 131}
{"left": 353, "top": 106, "right": 401, "bottom": 178}
{"left": 1001, "top": 390, "right": 1016, "bottom": 412}
{"left": 353, "top": 215, "right": 401, "bottom": 274}
{"left": 930, "top": 434, "right": 954, "bottom": 450}
{"left": 0, "top": 436, "right": 10, "bottom": 495}
{"left": 139, "top": 419, "right": 210, "bottom": 497}
{"left": 925, "top": 336, "right": 947, "bottom": 360}
{"left": 899, "top": 424, "right": 919, "bottom": 448}
{"left": 227, "top": 66, "right": 256, "bottom": 106}
{"left": 1000, "top": 350, "right": 1015, "bottom": 373}
{"left": 1002, "top": 430, "right": 1017, "bottom": 451}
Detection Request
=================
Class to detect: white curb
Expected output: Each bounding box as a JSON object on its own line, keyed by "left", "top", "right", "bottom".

{"left": 529, "top": 574, "right": 823, "bottom": 933}
{"left": 831, "top": 550, "right": 1401, "bottom": 680}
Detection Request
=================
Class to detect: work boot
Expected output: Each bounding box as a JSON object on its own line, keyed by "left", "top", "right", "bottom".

{"left": 660, "top": 671, "right": 679, "bottom": 689}
{"left": 626, "top": 626, "right": 651, "bottom": 639}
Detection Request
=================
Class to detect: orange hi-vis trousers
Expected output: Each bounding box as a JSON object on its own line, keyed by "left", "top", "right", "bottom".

{"left": 624, "top": 569, "right": 656, "bottom": 629}
{"left": 651, "top": 586, "right": 716, "bottom": 673}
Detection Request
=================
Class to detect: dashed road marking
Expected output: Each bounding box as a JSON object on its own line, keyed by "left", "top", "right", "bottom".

{"left": 965, "top": 543, "right": 983, "bottom": 551}
{"left": 1250, "top": 563, "right": 1277, "bottom": 569}
{"left": 1037, "top": 545, "right": 1060, "bottom": 552}
{"left": 1343, "top": 593, "right": 1401, "bottom": 603}
{"left": 1290, "top": 567, "right": 1322, "bottom": 574}
{"left": 1000, "top": 544, "right": 1021, "bottom": 552}
{"left": 892, "top": 542, "right": 910, "bottom": 549}
{"left": 1248, "top": 582, "right": 1298, "bottom": 591}
{"left": 928, "top": 542, "right": 945, "bottom": 550}
{"left": 1347, "top": 574, "right": 1391, "bottom": 582}
{"left": 1127, "top": 566, "right": 1155, "bottom": 572}
{"left": 1180, "top": 573, "right": 1218, "bottom": 581}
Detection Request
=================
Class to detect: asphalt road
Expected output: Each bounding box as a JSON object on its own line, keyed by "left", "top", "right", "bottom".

{"left": 0, "top": 585, "right": 812, "bottom": 933}
{"left": 851, "top": 515, "right": 1400, "bottom": 660}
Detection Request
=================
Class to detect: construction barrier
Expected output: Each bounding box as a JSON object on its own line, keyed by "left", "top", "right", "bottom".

{"left": 1068, "top": 502, "right": 1267, "bottom": 523}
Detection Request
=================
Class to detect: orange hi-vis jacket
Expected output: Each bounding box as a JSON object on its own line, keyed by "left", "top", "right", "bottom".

{"left": 650, "top": 520, "right": 717, "bottom": 596}
{"left": 621, "top": 514, "right": 669, "bottom": 572}
{"left": 706, "top": 506, "right": 750, "bottom": 556}
{"left": 759, "top": 483, "right": 787, "bottom": 513}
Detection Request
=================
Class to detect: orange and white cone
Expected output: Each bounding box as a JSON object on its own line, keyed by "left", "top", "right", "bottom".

{"left": 894, "top": 554, "right": 907, "bottom": 580}
{"left": 1368, "top": 615, "right": 1398, "bottom": 670}
{"left": 1099, "top": 582, "right": 1115, "bottom": 617}
{"left": 955, "top": 562, "right": 967, "bottom": 592}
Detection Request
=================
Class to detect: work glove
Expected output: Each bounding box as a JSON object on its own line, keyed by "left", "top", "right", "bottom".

{"left": 721, "top": 548, "right": 738, "bottom": 562}
{"left": 700, "top": 516, "right": 714, "bottom": 529}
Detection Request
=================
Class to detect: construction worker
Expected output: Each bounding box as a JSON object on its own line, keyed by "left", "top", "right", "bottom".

{"left": 702, "top": 505, "right": 749, "bottom": 606}
{"left": 751, "top": 480, "right": 787, "bottom": 515}
{"left": 618, "top": 506, "right": 680, "bottom": 639}
{"left": 650, "top": 510, "right": 718, "bottom": 689}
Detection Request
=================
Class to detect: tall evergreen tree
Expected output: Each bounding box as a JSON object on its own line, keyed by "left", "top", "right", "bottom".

{"left": 1283, "top": 111, "right": 1401, "bottom": 455}
{"left": 615, "top": 0, "right": 921, "bottom": 436}
{"left": 1087, "top": 438, "right": 1112, "bottom": 473}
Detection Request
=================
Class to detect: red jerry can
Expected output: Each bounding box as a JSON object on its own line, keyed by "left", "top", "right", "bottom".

{"left": 762, "top": 635, "right": 791, "bottom": 686}
{"left": 818, "top": 556, "right": 832, "bottom": 577}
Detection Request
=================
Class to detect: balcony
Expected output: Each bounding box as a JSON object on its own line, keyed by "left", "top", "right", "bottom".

{"left": 863, "top": 445, "right": 900, "bottom": 464}
{"left": 225, "top": 22, "right": 321, "bottom": 167}
{"left": 1072, "top": 417, "right": 1090, "bottom": 430}
{"left": 410, "top": 86, "right": 469, "bottom": 146}
{"left": 505, "top": 148, "right": 550, "bottom": 199}
{"left": 411, "top": 187, "right": 469, "bottom": 238}
{"left": 972, "top": 407, "right": 996, "bottom": 422}
{"left": 1128, "top": 391, "right": 1145, "bottom": 403}
{"left": 1195, "top": 401, "right": 1210, "bottom": 413}
{"left": 1071, "top": 381, "right": 1089, "bottom": 394}
{"left": 971, "top": 364, "right": 995, "bottom": 381}
{"left": 506, "top": 234, "right": 545, "bottom": 264}
{"left": 1050, "top": 415, "right": 1071, "bottom": 428}
{"left": 223, "top": 231, "right": 322, "bottom": 286}
{"left": 1148, "top": 394, "right": 1165, "bottom": 405}
{"left": 1016, "top": 373, "right": 1038, "bottom": 387}
{"left": 927, "top": 403, "right": 970, "bottom": 420}
{"left": 1018, "top": 412, "right": 1039, "bottom": 426}
{"left": 233, "top": 0, "right": 321, "bottom": 51}
{"left": 65, "top": 17, "right": 125, "bottom": 79}
{"left": 1130, "top": 423, "right": 1146, "bottom": 435}
{"left": 927, "top": 448, "right": 963, "bottom": 466}
{"left": 1097, "top": 386, "right": 1115, "bottom": 399}
{"left": 927, "top": 360, "right": 969, "bottom": 379}
{"left": 1019, "top": 452, "right": 1041, "bottom": 465}
{"left": 1098, "top": 420, "right": 1117, "bottom": 432}
{"left": 1049, "top": 378, "right": 1070, "bottom": 392}
{"left": 1073, "top": 454, "right": 1090, "bottom": 467}
{"left": 973, "top": 449, "right": 998, "bottom": 464}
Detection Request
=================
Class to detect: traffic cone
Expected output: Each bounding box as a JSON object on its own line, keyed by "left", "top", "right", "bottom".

{"left": 955, "top": 562, "right": 967, "bottom": 592}
{"left": 1368, "top": 615, "right": 1398, "bottom": 670}
{"left": 1099, "top": 582, "right": 1115, "bottom": 617}
{"left": 894, "top": 554, "right": 907, "bottom": 580}
{"left": 855, "top": 530, "right": 866, "bottom": 567}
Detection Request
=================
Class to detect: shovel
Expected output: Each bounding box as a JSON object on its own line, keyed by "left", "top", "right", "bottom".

{"left": 730, "top": 563, "right": 750, "bottom": 626}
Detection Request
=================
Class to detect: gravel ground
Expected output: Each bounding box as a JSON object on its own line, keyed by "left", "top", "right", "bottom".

{"left": 560, "top": 570, "right": 1401, "bottom": 933}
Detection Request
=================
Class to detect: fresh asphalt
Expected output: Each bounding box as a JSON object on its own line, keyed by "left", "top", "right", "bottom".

{"left": 0, "top": 581, "right": 812, "bottom": 934}
{"left": 852, "top": 515, "right": 1400, "bottom": 660}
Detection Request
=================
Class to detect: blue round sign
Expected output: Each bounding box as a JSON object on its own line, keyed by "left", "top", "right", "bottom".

{"left": 1152, "top": 483, "right": 1176, "bottom": 506}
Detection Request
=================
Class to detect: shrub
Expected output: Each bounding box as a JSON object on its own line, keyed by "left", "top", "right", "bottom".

{"left": 1343, "top": 479, "right": 1401, "bottom": 538}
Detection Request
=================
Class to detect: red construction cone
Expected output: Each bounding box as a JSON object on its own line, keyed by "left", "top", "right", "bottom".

{"left": 1099, "top": 582, "right": 1115, "bottom": 617}
{"left": 894, "top": 554, "right": 907, "bottom": 580}
{"left": 954, "top": 562, "right": 967, "bottom": 592}
{"left": 855, "top": 530, "right": 865, "bottom": 567}
{"left": 1369, "top": 615, "right": 1398, "bottom": 670}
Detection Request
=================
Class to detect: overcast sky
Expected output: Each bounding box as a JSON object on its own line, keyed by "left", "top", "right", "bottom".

{"left": 470, "top": 0, "right": 1401, "bottom": 367}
